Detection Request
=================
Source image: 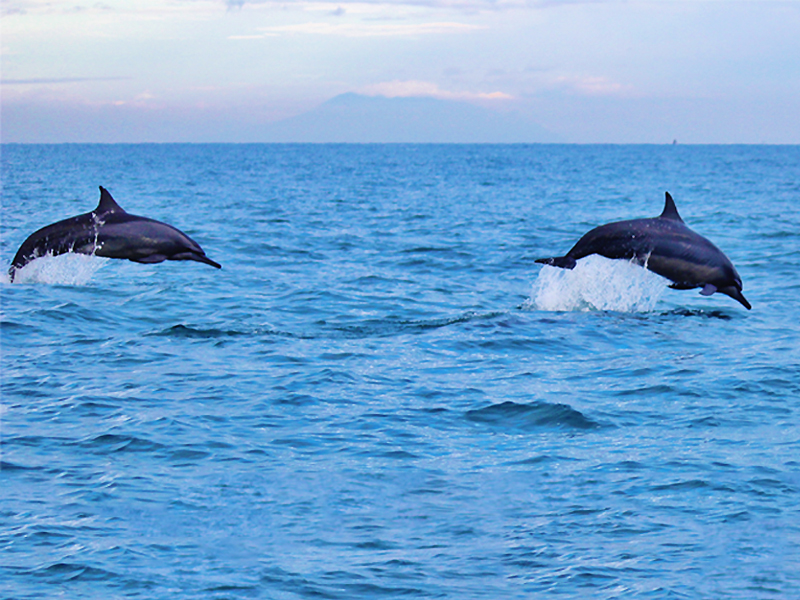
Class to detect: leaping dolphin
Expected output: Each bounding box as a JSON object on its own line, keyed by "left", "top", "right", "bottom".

{"left": 536, "top": 192, "right": 751, "bottom": 309}
{"left": 9, "top": 186, "right": 221, "bottom": 282}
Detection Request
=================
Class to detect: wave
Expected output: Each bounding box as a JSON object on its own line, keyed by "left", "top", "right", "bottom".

{"left": 142, "top": 314, "right": 502, "bottom": 345}
{"left": 150, "top": 324, "right": 251, "bottom": 339}
{"left": 658, "top": 308, "right": 734, "bottom": 320}
{"left": 331, "top": 311, "right": 504, "bottom": 339}
{"left": 526, "top": 254, "right": 667, "bottom": 312}
{"left": 27, "top": 562, "right": 119, "bottom": 583}
{"left": 71, "top": 433, "right": 165, "bottom": 454}
{"left": 148, "top": 323, "right": 300, "bottom": 340}
{"left": 0, "top": 460, "right": 46, "bottom": 472}
{"left": 465, "top": 400, "right": 600, "bottom": 431}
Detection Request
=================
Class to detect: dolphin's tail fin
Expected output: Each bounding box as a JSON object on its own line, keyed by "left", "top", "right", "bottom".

{"left": 536, "top": 256, "right": 577, "bottom": 270}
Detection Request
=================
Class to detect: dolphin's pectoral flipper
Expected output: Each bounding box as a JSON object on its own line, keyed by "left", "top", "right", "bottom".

{"left": 535, "top": 256, "right": 578, "bottom": 270}
{"left": 699, "top": 283, "right": 718, "bottom": 296}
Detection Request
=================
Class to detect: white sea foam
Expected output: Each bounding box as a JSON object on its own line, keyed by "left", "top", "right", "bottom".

{"left": 7, "top": 253, "right": 109, "bottom": 286}
{"left": 527, "top": 254, "right": 668, "bottom": 312}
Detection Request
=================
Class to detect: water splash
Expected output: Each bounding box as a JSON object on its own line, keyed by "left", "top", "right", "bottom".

{"left": 6, "top": 253, "right": 109, "bottom": 286}
{"left": 526, "top": 254, "right": 668, "bottom": 312}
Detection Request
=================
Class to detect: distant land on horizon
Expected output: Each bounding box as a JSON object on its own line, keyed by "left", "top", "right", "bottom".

{"left": 4, "top": 92, "right": 795, "bottom": 144}
{"left": 261, "top": 93, "right": 562, "bottom": 144}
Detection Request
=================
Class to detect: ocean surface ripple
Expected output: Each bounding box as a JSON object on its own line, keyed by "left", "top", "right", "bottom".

{"left": 2, "top": 144, "right": 799, "bottom": 599}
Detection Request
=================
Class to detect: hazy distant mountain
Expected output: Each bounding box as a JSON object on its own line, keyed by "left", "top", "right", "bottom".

{"left": 263, "top": 93, "right": 560, "bottom": 143}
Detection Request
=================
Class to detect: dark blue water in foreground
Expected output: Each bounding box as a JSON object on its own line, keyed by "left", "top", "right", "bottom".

{"left": 2, "top": 144, "right": 799, "bottom": 599}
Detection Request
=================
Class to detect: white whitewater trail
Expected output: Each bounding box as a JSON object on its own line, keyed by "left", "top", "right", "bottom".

{"left": 3, "top": 253, "right": 109, "bottom": 286}
{"left": 527, "top": 254, "right": 668, "bottom": 312}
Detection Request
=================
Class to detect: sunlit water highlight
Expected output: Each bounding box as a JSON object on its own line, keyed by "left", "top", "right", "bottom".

{"left": 2, "top": 144, "right": 799, "bottom": 600}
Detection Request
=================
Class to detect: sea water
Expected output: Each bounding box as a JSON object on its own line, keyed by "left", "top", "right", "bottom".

{"left": 1, "top": 144, "right": 799, "bottom": 599}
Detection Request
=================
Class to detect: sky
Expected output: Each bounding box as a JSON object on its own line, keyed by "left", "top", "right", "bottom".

{"left": 1, "top": 0, "right": 799, "bottom": 143}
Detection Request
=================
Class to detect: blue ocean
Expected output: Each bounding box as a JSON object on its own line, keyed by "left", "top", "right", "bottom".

{"left": 2, "top": 144, "right": 799, "bottom": 599}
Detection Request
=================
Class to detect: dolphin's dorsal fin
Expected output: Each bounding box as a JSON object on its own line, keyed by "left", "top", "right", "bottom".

{"left": 96, "top": 186, "right": 126, "bottom": 215}
{"left": 660, "top": 192, "right": 683, "bottom": 222}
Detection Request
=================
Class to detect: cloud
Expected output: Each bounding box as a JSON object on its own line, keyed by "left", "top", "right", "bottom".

{"left": 360, "top": 79, "right": 513, "bottom": 100}
{"left": 553, "top": 74, "right": 631, "bottom": 96}
{"left": 224, "top": 0, "right": 602, "bottom": 11}
{"left": 252, "top": 20, "right": 484, "bottom": 37}
{"left": 1, "top": 77, "right": 131, "bottom": 85}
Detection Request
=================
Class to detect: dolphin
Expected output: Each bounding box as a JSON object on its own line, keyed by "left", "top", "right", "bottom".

{"left": 535, "top": 192, "right": 751, "bottom": 309}
{"left": 9, "top": 186, "right": 221, "bottom": 282}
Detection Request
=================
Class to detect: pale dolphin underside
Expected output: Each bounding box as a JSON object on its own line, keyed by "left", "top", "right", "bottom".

{"left": 536, "top": 192, "right": 751, "bottom": 310}
{"left": 9, "top": 187, "right": 221, "bottom": 282}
